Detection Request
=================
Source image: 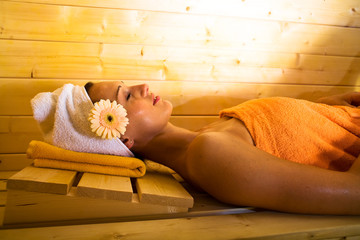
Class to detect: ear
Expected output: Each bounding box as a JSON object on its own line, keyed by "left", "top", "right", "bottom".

{"left": 121, "top": 137, "right": 134, "bottom": 149}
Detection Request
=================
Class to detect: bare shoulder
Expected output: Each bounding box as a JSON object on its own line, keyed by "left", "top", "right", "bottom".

{"left": 185, "top": 131, "right": 251, "bottom": 185}
{"left": 187, "top": 132, "right": 238, "bottom": 162}
{"left": 187, "top": 131, "right": 250, "bottom": 158}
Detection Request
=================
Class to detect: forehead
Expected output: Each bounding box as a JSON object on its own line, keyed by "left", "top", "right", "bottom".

{"left": 88, "top": 81, "right": 123, "bottom": 102}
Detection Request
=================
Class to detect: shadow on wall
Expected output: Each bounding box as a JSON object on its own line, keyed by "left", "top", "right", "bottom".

{"left": 295, "top": 22, "right": 360, "bottom": 100}
{"left": 172, "top": 96, "right": 244, "bottom": 115}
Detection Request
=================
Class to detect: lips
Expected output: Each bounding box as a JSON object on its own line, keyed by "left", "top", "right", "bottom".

{"left": 152, "top": 93, "right": 160, "bottom": 105}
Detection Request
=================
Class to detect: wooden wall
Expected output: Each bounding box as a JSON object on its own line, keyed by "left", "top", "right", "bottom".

{"left": 0, "top": 0, "right": 359, "bottom": 170}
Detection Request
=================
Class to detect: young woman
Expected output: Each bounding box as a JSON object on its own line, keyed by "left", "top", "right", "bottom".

{"left": 86, "top": 81, "right": 360, "bottom": 215}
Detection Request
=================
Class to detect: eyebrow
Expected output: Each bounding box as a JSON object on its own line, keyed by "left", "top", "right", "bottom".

{"left": 115, "top": 85, "right": 121, "bottom": 99}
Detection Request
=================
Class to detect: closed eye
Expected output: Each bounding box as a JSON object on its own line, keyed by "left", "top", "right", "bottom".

{"left": 126, "top": 92, "right": 131, "bottom": 101}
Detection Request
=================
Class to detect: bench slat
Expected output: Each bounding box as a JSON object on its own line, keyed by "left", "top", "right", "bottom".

{"left": 77, "top": 173, "right": 133, "bottom": 202}
{"left": 6, "top": 166, "right": 77, "bottom": 195}
{"left": 136, "top": 172, "right": 194, "bottom": 208}
{"left": 3, "top": 189, "right": 188, "bottom": 225}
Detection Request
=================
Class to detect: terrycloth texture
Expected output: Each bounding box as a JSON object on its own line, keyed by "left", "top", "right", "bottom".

{"left": 31, "top": 83, "right": 133, "bottom": 157}
{"left": 27, "top": 140, "right": 146, "bottom": 177}
{"left": 220, "top": 97, "right": 360, "bottom": 171}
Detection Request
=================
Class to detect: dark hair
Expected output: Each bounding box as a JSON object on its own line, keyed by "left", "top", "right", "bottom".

{"left": 84, "top": 81, "right": 94, "bottom": 94}
{"left": 84, "top": 82, "right": 94, "bottom": 103}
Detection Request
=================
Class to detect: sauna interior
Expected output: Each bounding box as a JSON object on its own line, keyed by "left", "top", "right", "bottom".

{"left": 1, "top": 0, "right": 360, "bottom": 238}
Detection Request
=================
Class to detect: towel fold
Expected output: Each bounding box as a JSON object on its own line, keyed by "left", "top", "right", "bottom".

{"left": 27, "top": 140, "right": 146, "bottom": 177}
{"left": 220, "top": 97, "right": 360, "bottom": 171}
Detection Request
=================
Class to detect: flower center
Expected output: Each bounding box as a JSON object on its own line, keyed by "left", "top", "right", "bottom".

{"left": 104, "top": 113, "right": 116, "bottom": 125}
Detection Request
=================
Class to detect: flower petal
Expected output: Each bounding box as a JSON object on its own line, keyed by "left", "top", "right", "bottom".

{"left": 88, "top": 99, "right": 130, "bottom": 139}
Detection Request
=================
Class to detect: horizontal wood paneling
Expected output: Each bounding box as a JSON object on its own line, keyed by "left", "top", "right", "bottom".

{"left": 0, "top": 154, "right": 33, "bottom": 171}
{"left": 0, "top": 133, "right": 42, "bottom": 153}
{"left": 1, "top": 40, "right": 359, "bottom": 84}
{"left": 1, "top": 2, "right": 360, "bottom": 57}
{"left": 5, "top": 0, "right": 360, "bottom": 27}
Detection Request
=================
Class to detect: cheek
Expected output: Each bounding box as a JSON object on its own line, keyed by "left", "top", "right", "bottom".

{"left": 126, "top": 102, "right": 171, "bottom": 137}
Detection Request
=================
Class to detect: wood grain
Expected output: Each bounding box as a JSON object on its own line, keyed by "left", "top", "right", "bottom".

{"left": 3, "top": 189, "right": 188, "bottom": 225}
{"left": 1, "top": 39, "right": 360, "bottom": 80}
{"left": 7, "top": 166, "right": 77, "bottom": 195}
{"left": 77, "top": 173, "right": 133, "bottom": 202}
{"left": 4, "top": 0, "right": 360, "bottom": 27}
{"left": 136, "top": 172, "right": 194, "bottom": 208}
{"left": 1, "top": 210, "right": 360, "bottom": 239}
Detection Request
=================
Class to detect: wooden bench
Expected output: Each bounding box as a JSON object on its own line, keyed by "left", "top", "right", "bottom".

{"left": 2, "top": 167, "right": 360, "bottom": 240}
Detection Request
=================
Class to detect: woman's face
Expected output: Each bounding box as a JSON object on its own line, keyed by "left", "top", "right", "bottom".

{"left": 87, "top": 81, "right": 173, "bottom": 148}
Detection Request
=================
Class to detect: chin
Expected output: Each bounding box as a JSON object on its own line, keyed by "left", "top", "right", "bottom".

{"left": 164, "top": 100, "right": 173, "bottom": 114}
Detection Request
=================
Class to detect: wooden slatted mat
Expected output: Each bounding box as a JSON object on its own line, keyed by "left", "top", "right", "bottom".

{"left": 3, "top": 166, "right": 194, "bottom": 226}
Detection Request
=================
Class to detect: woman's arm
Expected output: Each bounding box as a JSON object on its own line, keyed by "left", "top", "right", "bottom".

{"left": 186, "top": 132, "right": 360, "bottom": 215}
{"left": 316, "top": 92, "right": 360, "bottom": 108}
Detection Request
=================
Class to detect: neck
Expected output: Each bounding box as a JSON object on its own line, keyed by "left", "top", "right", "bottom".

{"left": 132, "top": 123, "right": 198, "bottom": 176}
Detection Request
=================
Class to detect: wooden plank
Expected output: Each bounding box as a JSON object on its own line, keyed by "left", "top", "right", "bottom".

{"left": 3, "top": 189, "right": 188, "bottom": 225}
{"left": 2, "top": 79, "right": 360, "bottom": 116}
{"left": 0, "top": 117, "right": 38, "bottom": 133}
{"left": 0, "top": 192, "right": 7, "bottom": 206}
{"left": 1, "top": 38, "right": 360, "bottom": 80}
{"left": 0, "top": 154, "right": 33, "bottom": 171}
{"left": 0, "top": 206, "right": 4, "bottom": 226}
{"left": 9, "top": 116, "right": 39, "bottom": 133}
{"left": 1, "top": 210, "right": 360, "bottom": 239}
{"left": 136, "top": 172, "right": 194, "bottom": 208}
{"left": 0, "top": 180, "right": 6, "bottom": 191}
{"left": 0, "top": 117, "right": 10, "bottom": 133}
{"left": 77, "top": 173, "right": 133, "bottom": 202}
{"left": 0, "top": 2, "right": 357, "bottom": 56}
{"left": 4, "top": 0, "right": 360, "bottom": 27}
{"left": 0, "top": 171, "right": 18, "bottom": 180}
{"left": 6, "top": 166, "right": 77, "bottom": 195}
{"left": 0, "top": 133, "right": 42, "bottom": 154}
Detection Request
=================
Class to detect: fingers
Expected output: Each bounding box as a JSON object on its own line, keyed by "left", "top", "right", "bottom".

{"left": 348, "top": 92, "right": 360, "bottom": 107}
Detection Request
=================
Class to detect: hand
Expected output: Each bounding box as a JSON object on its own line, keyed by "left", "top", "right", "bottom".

{"left": 348, "top": 154, "right": 360, "bottom": 177}
{"left": 316, "top": 92, "right": 360, "bottom": 108}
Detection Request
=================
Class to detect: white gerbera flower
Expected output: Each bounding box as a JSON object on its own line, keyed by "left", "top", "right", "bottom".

{"left": 88, "top": 99, "right": 129, "bottom": 139}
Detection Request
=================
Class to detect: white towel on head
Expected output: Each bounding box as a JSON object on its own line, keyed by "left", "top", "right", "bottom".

{"left": 31, "top": 83, "right": 134, "bottom": 157}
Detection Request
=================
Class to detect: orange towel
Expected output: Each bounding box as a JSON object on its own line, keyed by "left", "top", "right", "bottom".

{"left": 27, "top": 140, "right": 146, "bottom": 177}
{"left": 220, "top": 97, "right": 360, "bottom": 171}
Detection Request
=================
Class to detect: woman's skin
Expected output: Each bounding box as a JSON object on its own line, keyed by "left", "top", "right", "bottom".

{"left": 88, "top": 81, "right": 360, "bottom": 215}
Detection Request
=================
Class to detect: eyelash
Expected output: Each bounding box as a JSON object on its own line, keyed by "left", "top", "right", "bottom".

{"left": 126, "top": 93, "right": 131, "bottom": 100}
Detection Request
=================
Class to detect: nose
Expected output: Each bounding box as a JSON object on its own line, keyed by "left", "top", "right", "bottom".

{"left": 139, "top": 84, "right": 149, "bottom": 97}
